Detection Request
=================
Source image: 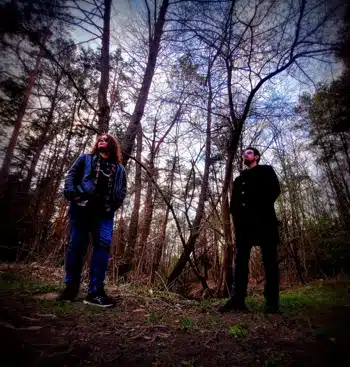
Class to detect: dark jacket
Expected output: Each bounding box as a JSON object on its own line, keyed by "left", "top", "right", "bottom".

{"left": 64, "top": 154, "right": 127, "bottom": 211}
{"left": 230, "top": 164, "right": 280, "bottom": 244}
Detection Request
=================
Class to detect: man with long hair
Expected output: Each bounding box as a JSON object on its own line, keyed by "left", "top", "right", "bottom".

{"left": 219, "top": 147, "right": 281, "bottom": 314}
{"left": 56, "top": 134, "right": 126, "bottom": 307}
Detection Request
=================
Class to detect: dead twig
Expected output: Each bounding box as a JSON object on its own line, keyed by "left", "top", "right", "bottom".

{"left": 204, "top": 331, "right": 219, "bottom": 346}
{"left": 130, "top": 326, "right": 152, "bottom": 340}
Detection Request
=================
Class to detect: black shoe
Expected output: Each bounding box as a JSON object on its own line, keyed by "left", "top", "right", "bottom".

{"left": 83, "top": 290, "right": 116, "bottom": 308}
{"left": 218, "top": 297, "right": 248, "bottom": 313}
{"left": 56, "top": 284, "right": 79, "bottom": 302}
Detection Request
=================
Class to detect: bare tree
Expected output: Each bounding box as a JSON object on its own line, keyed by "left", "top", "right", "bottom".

{"left": 167, "top": 66, "right": 213, "bottom": 288}
{"left": 97, "top": 0, "right": 112, "bottom": 132}
{"left": 1, "top": 31, "right": 51, "bottom": 182}
{"left": 121, "top": 0, "right": 170, "bottom": 164}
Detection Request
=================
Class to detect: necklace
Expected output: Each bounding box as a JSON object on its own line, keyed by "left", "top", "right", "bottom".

{"left": 100, "top": 169, "right": 112, "bottom": 177}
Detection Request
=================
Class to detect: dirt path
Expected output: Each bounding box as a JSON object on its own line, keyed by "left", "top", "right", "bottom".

{"left": 0, "top": 266, "right": 349, "bottom": 366}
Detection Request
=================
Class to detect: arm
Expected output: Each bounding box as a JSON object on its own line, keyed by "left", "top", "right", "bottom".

{"left": 64, "top": 154, "right": 84, "bottom": 201}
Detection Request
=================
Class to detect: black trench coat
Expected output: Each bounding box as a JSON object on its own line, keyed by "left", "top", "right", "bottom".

{"left": 230, "top": 164, "right": 281, "bottom": 246}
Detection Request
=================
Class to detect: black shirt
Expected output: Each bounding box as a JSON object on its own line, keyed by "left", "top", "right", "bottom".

{"left": 88, "top": 157, "right": 115, "bottom": 218}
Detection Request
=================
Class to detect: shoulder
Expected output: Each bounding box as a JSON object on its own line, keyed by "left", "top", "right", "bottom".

{"left": 258, "top": 164, "right": 275, "bottom": 173}
{"left": 233, "top": 173, "right": 243, "bottom": 183}
{"left": 72, "top": 153, "right": 91, "bottom": 164}
{"left": 258, "top": 165, "right": 279, "bottom": 180}
{"left": 116, "top": 162, "right": 125, "bottom": 170}
{"left": 80, "top": 153, "right": 95, "bottom": 164}
{"left": 115, "top": 163, "right": 126, "bottom": 174}
{"left": 258, "top": 164, "right": 273, "bottom": 170}
{"left": 79, "top": 153, "right": 92, "bottom": 160}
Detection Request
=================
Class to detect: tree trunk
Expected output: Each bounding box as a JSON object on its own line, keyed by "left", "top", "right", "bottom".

{"left": 339, "top": 132, "right": 350, "bottom": 177}
{"left": 121, "top": 0, "right": 169, "bottom": 164}
{"left": 136, "top": 103, "right": 182, "bottom": 273}
{"left": 151, "top": 206, "right": 169, "bottom": 284}
{"left": 217, "top": 57, "right": 242, "bottom": 296}
{"left": 217, "top": 120, "right": 244, "bottom": 296}
{"left": 167, "top": 73, "right": 213, "bottom": 287}
{"left": 97, "top": 0, "right": 112, "bottom": 133}
{"left": 216, "top": 145, "right": 235, "bottom": 296}
{"left": 1, "top": 31, "right": 50, "bottom": 182}
{"left": 115, "top": 216, "right": 127, "bottom": 257}
{"left": 124, "top": 126, "right": 143, "bottom": 263}
{"left": 57, "top": 98, "right": 77, "bottom": 177}
{"left": 137, "top": 159, "right": 155, "bottom": 274}
{"left": 23, "top": 73, "right": 62, "bottom": 192}
{"left": 150, "top": 156, "right": 176, "bottom": 283}
{"left": 333, "top": 144, "right": 350, "bottom": 202}
{"left": 320, "top": 137, "right": 350, "bottom": 228}
{"left": 199, "top": 227, "right": 209, "bottom": 280}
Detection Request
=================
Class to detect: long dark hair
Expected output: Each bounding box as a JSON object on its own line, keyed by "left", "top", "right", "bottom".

{"left": 91, "top": 134, "right": 122, "bottom": 163}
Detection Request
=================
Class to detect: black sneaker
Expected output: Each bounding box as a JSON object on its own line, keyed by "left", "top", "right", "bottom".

{"left": 83, "top": 290, "right": 116, "bottom": 308}
{"left": 218, "top": 297, "right": 248, "bottom": 313}
{"left": 56, "top": 284, "right": 79, "bottom": 302}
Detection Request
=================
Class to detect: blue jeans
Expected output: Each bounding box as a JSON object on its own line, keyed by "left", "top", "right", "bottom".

{"left": 64, "top": 204, "right": 114, "bottom": 294}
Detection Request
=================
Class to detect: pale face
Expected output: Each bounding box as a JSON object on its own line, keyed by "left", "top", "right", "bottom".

{"left": 97, "top": 134, "right": 109, "bottom": 150}
{"left": 242, "top": 149, "right": 258, "bottom": 166}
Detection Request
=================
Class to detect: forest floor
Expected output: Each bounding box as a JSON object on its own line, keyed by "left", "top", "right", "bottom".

{"left": 0, "top": 264, "right": 349, "bottom": 367}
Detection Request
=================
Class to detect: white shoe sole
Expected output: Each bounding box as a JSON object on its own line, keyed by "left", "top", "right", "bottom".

{"left": 83, "top": 300, "right": 114, "bottom": 308}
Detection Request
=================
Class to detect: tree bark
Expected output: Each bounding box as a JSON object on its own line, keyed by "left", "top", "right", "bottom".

{"left": 124, "top": 126, "right": 143, "bottom": 263}
{"left": 1, "top": 31, "right": 51, "bottom": 182}
{"left": 137, "top": 158, "right": 155, "bottom": 273}
{"left": 23, "top": 72, "right": 62, "bottom": 192}
{"left": 97, "top": 0, "right": 112, "bottom": 133}
{"left": 167, "top": 73, "right": 213, "bottom": 287}
{"left": 150, "top": 156, "right": 176, "bottom": 283}
{"left": 217, "top": 56, "right": 240, "bottom": 296}
{"left": 137, "top": 103, "right": 182, "bottom": 273}
{"left": 121, "top": 0, "right": 169, "bottom": 164}
{"left": 217, "top": 146, "right": 235, "bottom": 296}
{"left": 115, "top": 216, "right": 127, "bottom": 257}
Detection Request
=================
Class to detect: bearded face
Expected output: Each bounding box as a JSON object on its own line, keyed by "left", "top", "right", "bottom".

{"left": 242, "top": 149, "right": 258, "bottom": 167}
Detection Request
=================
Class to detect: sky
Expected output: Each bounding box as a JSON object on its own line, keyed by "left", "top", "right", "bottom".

{"left": 71, "top": 0, "right": 140, "bottom": 48}
{"left": 2, "top": 0, "right": 342, "bottom": 180}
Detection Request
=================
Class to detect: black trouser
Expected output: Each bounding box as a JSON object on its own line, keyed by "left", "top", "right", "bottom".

{"left": 231, "top": 244, "right": 279, "bottom": 306}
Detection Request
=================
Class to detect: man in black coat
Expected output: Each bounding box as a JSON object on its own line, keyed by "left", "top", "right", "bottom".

{"left": 219, "top": 147, "right": 281, "bottom": 313}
